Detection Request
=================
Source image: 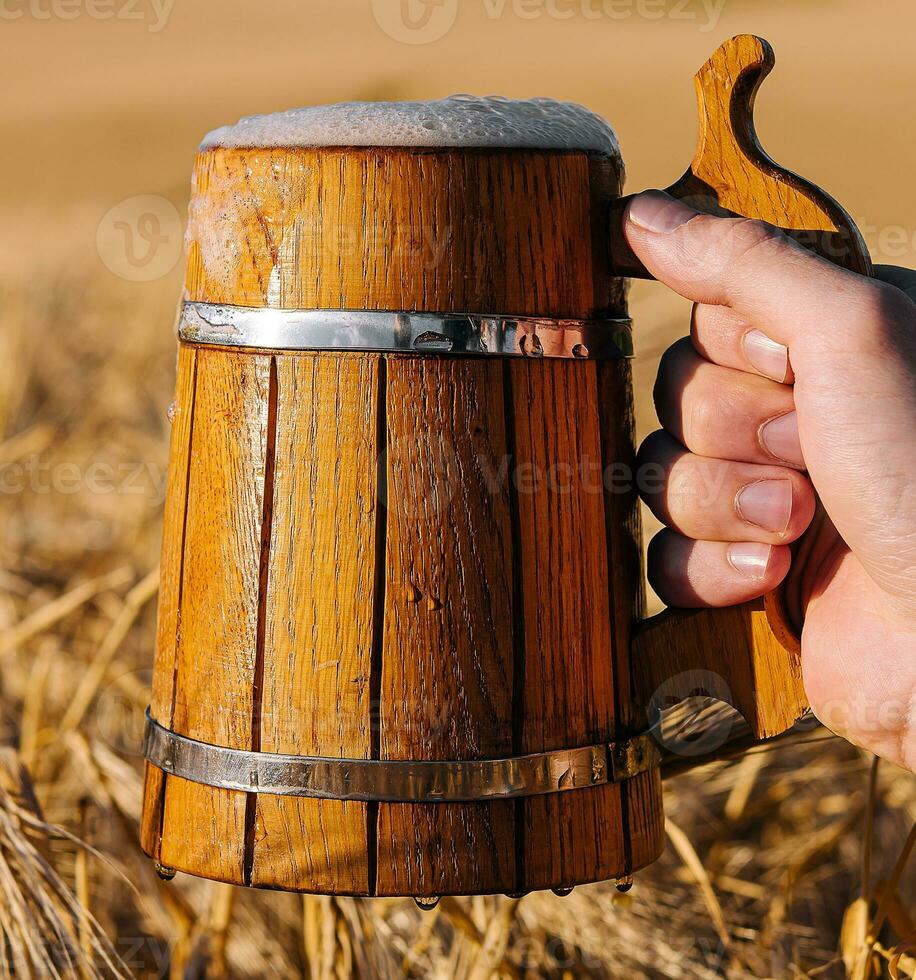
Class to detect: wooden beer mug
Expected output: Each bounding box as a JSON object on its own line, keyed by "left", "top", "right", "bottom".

{"left": 141, "top": 35, "right": 870, "bottom": 898}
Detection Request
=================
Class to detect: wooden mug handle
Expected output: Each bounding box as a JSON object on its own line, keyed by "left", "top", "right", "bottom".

{"left": 625, "top": 35, "right": 873, "bottom": 740}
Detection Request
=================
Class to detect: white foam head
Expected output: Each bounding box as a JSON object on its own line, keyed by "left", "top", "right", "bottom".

{"left": 200, "top": 95, "right": 620, "bottom": 157}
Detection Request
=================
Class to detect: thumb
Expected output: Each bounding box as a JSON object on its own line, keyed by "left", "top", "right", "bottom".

{"left": 622, "top": 189, "right": 877, "bottom": 353}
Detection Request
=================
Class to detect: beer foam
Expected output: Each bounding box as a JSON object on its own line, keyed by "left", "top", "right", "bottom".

{"left": 200, "top": 95, "right": 620, "bottom": 156}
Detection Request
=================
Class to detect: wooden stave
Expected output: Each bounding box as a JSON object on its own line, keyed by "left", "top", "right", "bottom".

{"left": 141, "top": 145, "right": 665, "bottom": 895}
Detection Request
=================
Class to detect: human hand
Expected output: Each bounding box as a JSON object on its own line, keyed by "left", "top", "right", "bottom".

{"left": 625, "top": 190, "right": 916, "bottom": 772}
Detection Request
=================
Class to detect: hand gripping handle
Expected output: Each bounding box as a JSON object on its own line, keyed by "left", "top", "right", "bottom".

{"left": 623, "top": 35, "right": 872, "bottom": 741}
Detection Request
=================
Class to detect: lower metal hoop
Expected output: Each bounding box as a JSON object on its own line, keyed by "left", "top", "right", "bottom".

{"left": 143, "top": 710, "right": 659, "bottom": 803}
{"left": 177, "top": 302, "right": 633, "bottom": 359}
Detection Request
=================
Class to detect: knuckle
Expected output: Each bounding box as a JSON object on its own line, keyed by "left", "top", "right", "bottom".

{"left": 690, "top": 302, "right": 736, "bottom": 350}
{"left": 724, "top": 218, "right": 789, "bottom": 269}
{"left": 659, "top": 453, "right": 723, "bottom": 539}
{"left": 665, "top": 456, "right": 701, "bottom": 510}
{"left": 681, "top": 212, "right": 735, "bottom": 242}
{"left": 809, "top": 276, "right": 916, "bottom": 359}
{"left": 684, "top": 390, "right": 717, "bottom": 453}
{"left": 729, "top": 216, "right": 782, "bottom": 248}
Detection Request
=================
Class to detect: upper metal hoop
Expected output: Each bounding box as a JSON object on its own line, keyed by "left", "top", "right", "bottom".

{"left": 178, "top": 302, "right": 633, "bottom": 359}
{"left": 143, "top": 710, "right": 659, "bottom": 803}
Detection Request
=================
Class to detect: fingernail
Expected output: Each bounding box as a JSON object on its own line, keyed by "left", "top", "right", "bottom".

{"left": 760, "top": 411, "right": 804, "bottom": 466}
{"left": 743, "top": 328, "right": 789, "bottom": 382}
{"left": 727, "top": 542, "right": 772, "bottom": 581}
{"left": 736, "top": 479, "right": 793, "bottom": 534}
{"left": 626, "top": 190, "right": 699, "bottom": 234}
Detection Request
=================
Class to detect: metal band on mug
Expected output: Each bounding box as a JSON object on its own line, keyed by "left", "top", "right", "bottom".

{"left": 177, "top": 301, "right": 633, "bottom": 359}
{"left": 143, "top": 709, "right": 659, "bottom": 802}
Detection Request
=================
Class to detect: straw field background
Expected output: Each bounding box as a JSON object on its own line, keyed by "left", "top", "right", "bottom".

{"left": 0, "top": 0, "right": 913, "bottom": 976}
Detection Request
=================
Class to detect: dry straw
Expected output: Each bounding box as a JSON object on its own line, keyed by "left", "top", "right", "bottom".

{"left": 0, "top": 268, "right": 912, "bottom": 977}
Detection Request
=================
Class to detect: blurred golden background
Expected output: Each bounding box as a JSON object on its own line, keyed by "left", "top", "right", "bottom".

{"left": 0, "top": 1, "right": 913, "bottom": 977}
{"left": 4, "top": 0, "right": 916, "bottom": 269}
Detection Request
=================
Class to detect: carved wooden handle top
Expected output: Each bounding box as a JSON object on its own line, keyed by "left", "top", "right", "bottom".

{"left": 613, "top": 34, "right": 871, "bottom": 280}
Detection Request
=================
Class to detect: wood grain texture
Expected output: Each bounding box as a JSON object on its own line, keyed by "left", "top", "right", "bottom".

{"left": 150, "top": 344, "right": 197, "bottom": 725}
{"left": 250, "top": 352, "right": 380, "bottom": 893}
{"left": 142, "top": 344, "right": 197, "bottom": 862}
{"left": 597, "top": 358, "right": 664, "bottom": 876}
{"left": 632, "top": 602, "right": 808, "bottom": 741}
{"left": 376, "top": 357, "right": 516, "bottom": 896}
{"left": 611, "top": 35, "right": 872, "bottom": 280}
{"left": 185, "top": 148, "right": 627, "bottom": 320}
{"left": 142, "top": 138, "right": 668, "bottom": 895}
{"left": 160, "top": 349, "right": 272, "bottom": 883}
{"left": 510, "top": 358, "right": 622, "bottom": 890}
{"left": 680, "top": 33, "right": 872, "bottom": 275}
{"left": 139, "top": 762, "right": 166, "bottom": 861}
